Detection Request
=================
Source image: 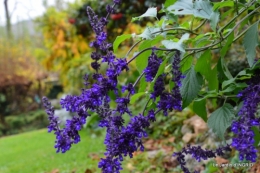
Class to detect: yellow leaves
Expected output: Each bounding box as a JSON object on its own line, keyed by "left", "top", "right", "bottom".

{"left": 0, "top": 38, "right": 45, "bottom": 85}
{"left": 123, "top": 23, "right": 142, "bottom": 34}
{"left": 57, "top": 29, "right": 65, "bottom": 42}
{"left": 36, "top": 6, "right": 94, "bottom": 92}
{"left": 78, "top": 37, "right": 89, "bottom": 53}
{"left": 57, "top": 49, "right": 67, "bottom": 59}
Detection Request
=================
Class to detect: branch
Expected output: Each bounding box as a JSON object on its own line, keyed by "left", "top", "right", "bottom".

{"left": 125, "top": 39, "right": 143, "bottom": 58}
{"left": 151, "top": 27, "right": 198, "bottom": 35}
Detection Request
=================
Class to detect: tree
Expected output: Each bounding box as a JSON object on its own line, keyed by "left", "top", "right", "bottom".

{"left": 3, "top": 0, "right": 12, "bottom": 39}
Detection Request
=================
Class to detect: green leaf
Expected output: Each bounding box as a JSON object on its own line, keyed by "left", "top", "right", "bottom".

{"left": 132, "top": 7, "right": 157, "bottom": 22}
{"left": 209, "top": 11, "right": 219, "bottom": 32}
{"left": 208, "top": 66, "right": 218, "bottom": 91}
{"left": 137, "top": 27, "right": 155, "bottom": 40}
{"left": 113, "top": 34, "right": 132, "bottom": 53}
{"left": 217, "top": 57, "right": 233, "bottom": 82}
{"left": 220, "top": 84, "right": 236, "bottom": 94}
{"left": 167, "top": 0, "right": 213, "bottom": 19}
{"left": 207, "top": 103, "right": 235, "bottom": 139}
{"left": 164, "top": 0, "right": 177, "bottom": 8}
{"left": 136, "top": 40, "right": 152, "bottom": 73}
{"left": 195, "top": 50, "right": 211, "bottom": 77}
{"left": 213, "top": 1, "right": 234, "bottom": 10}
{"left": 195, "top": 90, "right": 218, "bottom": 102}
{"left": 130, "top": 92, "right": 146, "bottom": 104}
{"left": 180, "top": 56, "right": 193, "bottom": 73}
{"left": 138, "top": 77, "right": 147, "bottom": 92}
{"left": 195, "top": 50, "right": 218, "bottom": 91}
{"left": 221, "top": 8, "right": 233, "bottom": 20}
{"left": 243, "top": 21, "right": 259, "bottom": 67}
{"left": 162, "top": 33, "right": 189, "bottom": 52}
{"left": 222, "top": 78, "right": 235, "bottom": 89}
{"left": 181, "top": 66, "right": 203, "bottom": 108}
{"left": 252, "top": 126, "right": 260, "bottom": 147}
{"left": 220, "top": 31, "right": 234, "bottom": 58}
{"left": 193, "top": 99, "right": 207, "bottom": 122}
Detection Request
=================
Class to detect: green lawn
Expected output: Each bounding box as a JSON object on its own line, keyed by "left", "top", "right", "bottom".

{"left": 0, "top": 129, "right": 105, "bottom": 173}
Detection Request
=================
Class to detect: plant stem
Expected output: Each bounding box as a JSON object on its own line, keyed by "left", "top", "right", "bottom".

{"left": 151, "top": 27, "right": 198, "bottom": 35}
{"left": 193, "top": 19, "right": 207, "bottom": 31}
{"left": 127, "top": 72, "right": 145, "bottom": 99}
{"left": 125, "top": 39, "right": 142, "bottom": 58}
{"left": 142, "top": 98, "right": 151, "bottom": 115}
{"left": 218, "top": 0, "right": 256, "bottom": 33}
{"left": 127, "top": 47, "right": 178, "bottom": 64}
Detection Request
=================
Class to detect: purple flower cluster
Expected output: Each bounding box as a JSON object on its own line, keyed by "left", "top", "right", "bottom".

{"left": 152, "top": 51, "right": 183, "bottom": 115}
{"left": 231, "top": 73, "right": 260, "bottom": 162}
{"left": 42, "top": 97, "right": 89, "bottom": 153}
{"left": 143, "top": 51, "right": 162, "bottom": 82}
{"left": 42, "top": 1, "right": 185, "bottom": 172}
{"left": 99, "top": 114, "right": 153, "bottom": 172}
{"left": 173, "top": 144, "right": 231, "bottom": 173}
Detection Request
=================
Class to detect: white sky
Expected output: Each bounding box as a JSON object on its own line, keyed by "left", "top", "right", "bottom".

{"left": 0, "top": 0, "right": 75, "bottom": 25}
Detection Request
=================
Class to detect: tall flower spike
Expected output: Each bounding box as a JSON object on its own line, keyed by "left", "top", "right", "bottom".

{"left": 231, "top": 73, "right": 260, "bottom": 162}
{"left": 150, "top": 74, "right": 165, "bottom": 100}
{"left": 171, "top": 51, "right": 183, "bottom": 111}
{"left": 143, "top": 51, "right": 162, "bottom": 82}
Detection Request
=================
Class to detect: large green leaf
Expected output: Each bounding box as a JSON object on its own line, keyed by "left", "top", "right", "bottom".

{"left": 195, "top": 50, "right": 218, "bottom": 91}
{"left": 162, "top": 33, "right": 189, "bottom": 52}
{"left": 167, "top": 0, "right": 213, "bottom": 19}
{"left": 180, "top": 56, "right": 193, "bottom": 73}
{"left": 193, "top": 99, "right": 207, "bottom": 122}
{"left": 243, "top": 21, "right": 259, "bottom": 67}
{"left": 113, "top": 34, "right": 132, "bottom": 53}
{"left": 195, "top": 50, "right": 211, "bottom": 77}
{"left": 181, "top": 66, "right": 203, "bottom": 108}
{"left": 207, "top": 103, "right": 235, "bottom": 139}
{"left": 135, "top": 40, "right": 152, "bottom": 73}
{"left": 213, "top": 1, "right": 234, "bottom": 10}
{"left": 209, "top": 11, "right": 219, "bottom": 32}
{"left": 132, "top": 7, "right": 158, "bottom": 21}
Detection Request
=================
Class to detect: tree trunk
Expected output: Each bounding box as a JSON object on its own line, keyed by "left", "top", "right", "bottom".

{"left": 4, "top": 0, "right": 12, "bottom": 39}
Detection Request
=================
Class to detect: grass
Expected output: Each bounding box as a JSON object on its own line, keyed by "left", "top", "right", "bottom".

{"left": 0, "top": 129, "right": 105, "bottom": 173}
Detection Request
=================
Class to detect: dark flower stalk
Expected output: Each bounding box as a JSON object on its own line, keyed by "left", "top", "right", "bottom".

{"left": 143, "top": 50, "right": 162, "bottom": 82}
{"left": 157, "top": 51, "right": 183, "bottom": 115}
{"left": 231, "top": 73, "right": 260, "bottom": 162}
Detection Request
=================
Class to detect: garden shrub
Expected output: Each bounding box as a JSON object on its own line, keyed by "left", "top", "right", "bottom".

{"left": 2, "top": 110, "right": 48, "bottom": 136}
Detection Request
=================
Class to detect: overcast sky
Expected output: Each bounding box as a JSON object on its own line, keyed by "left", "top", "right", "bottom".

{"left": 0, "top": 0, "right": 75, "bottom": 25}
